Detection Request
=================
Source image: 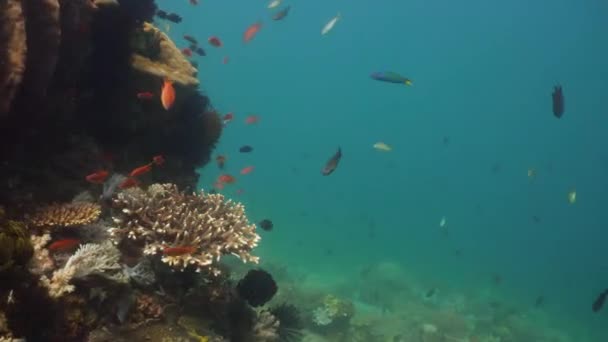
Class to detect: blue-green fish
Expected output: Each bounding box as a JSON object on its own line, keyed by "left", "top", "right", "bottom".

{"left": 370, "top": 71, "right": 412, "bottom": 86}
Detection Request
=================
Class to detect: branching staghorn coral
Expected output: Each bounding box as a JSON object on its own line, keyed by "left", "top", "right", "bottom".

{"left": 109, "top": 183, "right": 260, "bottom": 273}
{"left": 27, "top": 202, "right": 101, "bottom": 228}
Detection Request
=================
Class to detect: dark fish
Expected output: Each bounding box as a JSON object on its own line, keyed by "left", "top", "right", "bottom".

{"left": 156, "top": 10, "right": 167, "bottom": 19}
{"left": 166, "top": 13, "right": 182, "bottom": 23}
{"left": 258, "top": 219, "right": 273, "bottom": 231}
{"left": 370, "top": 71, "right": 412, "bottom": 85}
{"left": 425, "top": 288, "right": 437, "bottom": 299}
{"left": 552, "top": 85, "right": 564, "bottom": 118}
{"left": 321, "top": 147, "right": 342, "bottom": 176}
{"left": 272, "top": 6, "right": 291, "bottom": 21}
{"left": 239, "top": 145, "right": 253, "bottom": 153}
{"left": 194, "top": 47, "right": 206, "bottom": 56}
{"left": 535, "top": 295, "right": 544, "bottom": 307}
{"left": 184, "top": 34, "right": 198, "bottom": 45}
{"left": 592, "top": 288, "right": 608, "bottom": 312}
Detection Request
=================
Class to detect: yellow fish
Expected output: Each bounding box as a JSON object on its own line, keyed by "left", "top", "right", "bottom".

{"left": 373, "top": 142, "right": 392, "bottom": 151}
{"left": 567, "top": 189, "right": 576, "bottom": 204}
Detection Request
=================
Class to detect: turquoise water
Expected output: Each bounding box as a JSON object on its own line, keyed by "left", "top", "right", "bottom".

{"left": 162, "top": 0, "right": 607, "bottom": 339}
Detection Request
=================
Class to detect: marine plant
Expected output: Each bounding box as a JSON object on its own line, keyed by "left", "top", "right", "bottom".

{"left": 0, "top": 207, "right": 33, "bottom": 272}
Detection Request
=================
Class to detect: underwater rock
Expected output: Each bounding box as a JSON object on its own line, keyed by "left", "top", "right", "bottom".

{"left": 0, "top": 0, "right": 26, "bottom": 115}
{"left": 236, "top": 269, "right": 278, "bottom": 307}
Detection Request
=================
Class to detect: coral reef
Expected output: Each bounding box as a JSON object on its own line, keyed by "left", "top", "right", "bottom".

{"left": 109, "top": 183, "right": 260, "bottom": 273}
{"left": 27, "top": 202, "right": 102, "bottom": 228}
{"left": 0, "top": 208, "right": 33, "bottom": 272}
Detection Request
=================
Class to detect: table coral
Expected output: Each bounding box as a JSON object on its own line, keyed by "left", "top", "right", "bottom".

{"left": 28, "top": 202, "right": 101, "bottom": 228}
{"left": 109, "top": 183, "right": 260, "bottom": 273}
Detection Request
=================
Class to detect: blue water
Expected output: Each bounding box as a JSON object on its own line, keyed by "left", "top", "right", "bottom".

{"left": 161, "top": 0, "right": 608, "bottom": 339}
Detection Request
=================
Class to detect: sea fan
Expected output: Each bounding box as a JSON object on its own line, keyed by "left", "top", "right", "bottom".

{"left": 270, "top": 303, "right": 304, "bottom": 342}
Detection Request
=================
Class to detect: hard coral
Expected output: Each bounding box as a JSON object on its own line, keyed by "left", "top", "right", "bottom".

{"left": 28, "top": 202, "right": 101, "bottom": 228}
{"left": 131, "top": 22, "right": 198, "bottom": 87}
{"left": 0, "top": 208, "right": 33, "bottom": 272}
{"left": 109, "top": 183, "right": 260, "bottom": 273}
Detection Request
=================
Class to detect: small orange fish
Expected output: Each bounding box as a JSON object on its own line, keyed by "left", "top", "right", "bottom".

{"left": 85, "top": 170, "right": 109, "bottom": 184}
{"left": 222, "top": 113, "right": 233, "bottom": 124}
{"left": 240, "top": 166, "right": 254, "bottom": 175}
{"left": 223, "top": 56, "right": 229, "bottom": 64}
{"left": 213, "top": 181, "right": 225, "bottom": 190}
{"left": 137, "top": 92, "right": 154, "bottom": 100}
{"left": 48, "top": 239, "right": 80, "bottom": 252}
{"left": 216, "top": 155, "right": 226, "bottom": 169}
{"left": 152, "top": 155, "right": 165, "bottom": 166}
{"left": 243, "top": 22, "right": 262, "bottom": 43}
{"left": 161, "top": 79, "right": 175, "bottom": 110}
{"left": 208, "top": 36, "right": 223, "bottom": 47}
{"left": 163, "top": 245, "right": 197, "bottom": 256}
{"left": 129, "top": 163, "right": 153, "bottom": 177}
{"left": 218, "top": 174, "right": 235, "bottom": 184}
{"left": 119, "top": 177, "right": 139, "bottom": 189}
{"left": 181, "top": 48, "right": 193, "bottom": 57}
{"left": 245, "top": 115, "right": 259, "bottom": 124}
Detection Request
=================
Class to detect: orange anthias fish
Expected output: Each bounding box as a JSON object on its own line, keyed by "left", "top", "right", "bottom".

{"left": 137, "top": 92, "right": 154, "bottom": 100}
{"left": 119, "top": 177, "right": 139, "bottom": 189}
{"left": 222, "top": 56, "right": 229, "bottom": 64}
{"left": 222, "top": 112, "right": 233, "bottom": 124}
{"left": 129, "top": 163, "right": 153, "bottom": 177}
{"left": 163, "top": 245, "right": 197, "bottom": 256}
{"left": 86, "top": 170, "right": 109, "bottom": 184}
{"left": 181, "top": 48, "right": 193, "bottom": 57}
{"left": 245, "top": 115, "right": 259, "bottom": 124}
{"left": 161, "top": 79, "right": 175, "bottom": 110}
{"left": 216, "top": 155, "right": 226, "bottom": 169}
{"left": 152, "top": 155, "right": 165, "bottom": 166}
{"left": 218, "top": 174, "right": 235, "bottom": 184}
{"left": 49, "top": 239, "right": 80, "bottom": 252}
{"left": 243, "top": 22, "right": 262, "bottom": 43}
{"left": 208, "top": 36, "right": 223, "bottom": 47}
{"left": 240, "top": 166, "right": 254, "bottom": 175}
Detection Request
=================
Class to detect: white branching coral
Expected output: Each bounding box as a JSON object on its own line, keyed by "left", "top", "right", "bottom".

{"left": 109, "top": 183, "right": 260, "bottom": 273}
{"left": 28, "top": 233, "right": 53, "bottom": 274}
{"left": 39, "top": 241, "right": 126, "bottom": 298}
{"left": 253, "top": 310, "right": 279, "bottom": 342}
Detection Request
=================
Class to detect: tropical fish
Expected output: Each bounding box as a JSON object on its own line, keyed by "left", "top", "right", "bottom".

{"left": 245, "top": 115, "right": 259, "bottom": 124}
{"left": 321, "top": 13, "right": 341, "bottom": 35}
{"left": 194, "top": 47, "right": 206, "bottom": 56}
{"left": 373, "top": 142, "right": 392, "bottom": 151}
{"left": 268, "top": 0, "right": 281, "bottom": 9}
{"left": 223, "top": 56, "right": 229, "bottom": 64}
{"left": 243, "top": 22, "right": 262, "bottom": 43}
{"left": 240, "top": 166, "right": 254, "bottom": 175}
{"left": 161, "top": 79, "right": 175, "bottom": 110}
{"left": 152, "top": 155, "right": 165, "bottom": 166}
{"left": 371, "top": 71, "right": 412, "bottom": 85}
{"left": 85, "top": 170, "right": 109, "bottom": 184}
{"left": 593, "top": 289, "right": 608, "bottom": 312}
{"left": 129, "top": 163, "right": 153, "bottom": 177}
{"left": 272, "top": 6, "right": 290, "bottom": 21}
{"left": 552, "top": 85, "right": 564, "bottom": 118}
{"left": 183, "top": 34, "right": 198, "bottom": 45}
{"left": 48, "top": 239, "right": 80, "bottom": 252}
{"left": 322, "top": 147, "right": 342, "bottom": 176}
{"left": 239, "top": 145, "right": 253, "bottom": 153}
{"left": 258, "top": 219, "right": 273, "bottom": 231}
{"left": 222, "top": 112, "right": 233, "bottom": 124}
{"left": 181, "top": 48, "right": 193, "bottom": 57}
{"left": 216, "top": 155, "right": 226, "bottom": 169}
{"left": 163, "top": 245, "right": 197, "bottom": 256}
{"left": 218, "top": 174, "right": 236, "bottom": 184}
{"left": 136, "top": 92, "right": 154, "bottom": 100}
{"left": 208, "top": 36, "right": 223, "bottom": 47}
